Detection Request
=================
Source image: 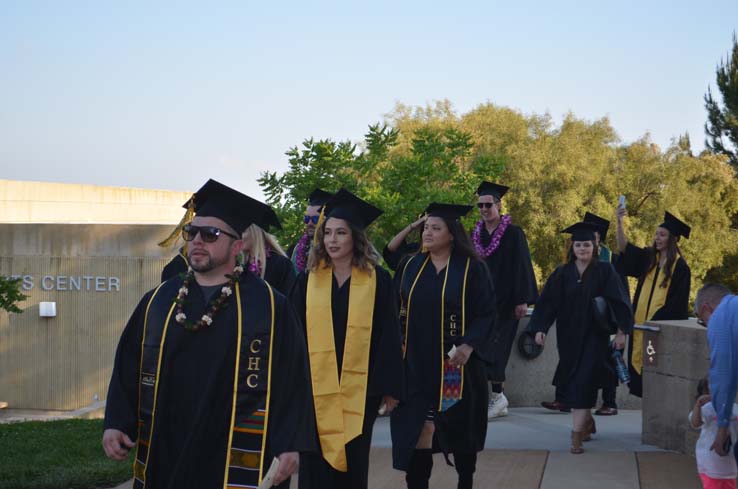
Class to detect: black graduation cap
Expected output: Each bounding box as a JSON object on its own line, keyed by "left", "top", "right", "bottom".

{"left": 323, "top": 188, "right": 383, "bottom": 230}
{"left": 583, "top": 212, "right": 610, "bottom": 241}
{"left": 561, "top": 222, "right": 600, "bottom": 241}
{"left": 659, "top": 211, "right": 691, "bottom": 239}
{"left": 260, "top": 207, "right": 283, "bottom": 232}
{"left": 476, "top": 181, "right": 510, "bottom": 199}
{"left": 308, "top": 189, "right": 334, "bottom": 207}
{"left": 424, "top": 203, "right": 474, "bottom": 220}
{"left": 186, "top": 179, "right": 273, "bottom": 235}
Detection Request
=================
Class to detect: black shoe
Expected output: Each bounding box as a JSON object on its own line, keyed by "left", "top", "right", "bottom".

{"left": 594, "top": 406, "right": 618, "bottom": 416}
{"left": 540, "top": 400, "right": 571, "bottom": 413}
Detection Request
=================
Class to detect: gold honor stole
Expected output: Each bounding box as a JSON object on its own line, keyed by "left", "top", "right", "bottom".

{"left": 632, "top": 254, "right": 678, "bottom": 374}
{"left": 402, "top": 254, "right": 470, "bottom": 412}
{"left": 305, "top": 262, "right": 376, "bottom": 472}
{"left": 133, "top": 281, "right": 276, "bottom": 489}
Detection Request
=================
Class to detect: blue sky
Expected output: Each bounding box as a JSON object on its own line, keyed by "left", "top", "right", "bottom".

{"left": 1, "top": 1, "right": 736, "bottom": 200}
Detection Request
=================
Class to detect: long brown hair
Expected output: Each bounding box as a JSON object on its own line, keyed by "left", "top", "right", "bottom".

{"left": 646, "top": 232, "right": 680, "bottom": 288}
{"left": 307, "top": 219, "right": 381, "bottom": 273}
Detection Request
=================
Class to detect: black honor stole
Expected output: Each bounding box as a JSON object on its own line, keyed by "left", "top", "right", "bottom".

{"left": 133, "top": 278, "right": 276, "bottom": 489}
{"left": 400, "top": 253, "right": 470, "bottom": 410}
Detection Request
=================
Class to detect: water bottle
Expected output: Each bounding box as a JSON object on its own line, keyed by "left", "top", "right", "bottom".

{"left": 611, "top": 347, "right": 630, "bottom": 384}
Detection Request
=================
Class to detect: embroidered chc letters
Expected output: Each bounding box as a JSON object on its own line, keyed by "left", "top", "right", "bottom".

{"left": 246, "top": 339, "right": 263, "bottom": 388}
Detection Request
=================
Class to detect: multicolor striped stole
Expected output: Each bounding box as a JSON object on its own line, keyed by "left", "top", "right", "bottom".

{"left": 401, "top": 253, "right": 470, "bottom": 412}
{"left": 133, "top": 278, "right": 276, "bottom": 489}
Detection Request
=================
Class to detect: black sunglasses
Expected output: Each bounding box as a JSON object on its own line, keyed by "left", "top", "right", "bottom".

{"left": 304, "top": 215, "right": 320, "bottom": 225}
{"left": 182, "top": 224, "right": 240, "bottom": 243}
{"left": 477, "top": 202, "right": 497, "bottom": 209}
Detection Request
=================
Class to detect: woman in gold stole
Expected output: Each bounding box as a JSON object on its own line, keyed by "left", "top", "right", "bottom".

{"left": 390, "top": 203, "right": 496, "bottom": 489}
{"left": 616, "top": 209, "right": 691, "bottom": 398}
{"left": 290, "top": 189, "right": 404, "bottom": 489}
{"left": 527, "top": 222, "right": 633, "bottom": 454}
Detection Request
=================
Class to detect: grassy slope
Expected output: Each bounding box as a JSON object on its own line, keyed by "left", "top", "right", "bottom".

{"left": 0, "top": 419, "right": 133, "bottom": 489}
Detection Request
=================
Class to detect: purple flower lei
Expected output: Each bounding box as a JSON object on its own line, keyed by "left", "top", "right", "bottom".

{"left": 294, "top": 233, "right": 311, "bottom": 272}
{"left": 248, "top": 248, "right": 271, "bottom": 276}
{"left": 472, "top": 214, "right": 511, "bottom": 258}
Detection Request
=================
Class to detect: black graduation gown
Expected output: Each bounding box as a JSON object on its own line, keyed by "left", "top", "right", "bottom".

{"left": 264, "top": 253, "right": 297, "bottom": 297}
{"left": 390, "top": 253, "right": 496, "bottom": 471}
{"left": 289, "top": 266, "right": 404, "bottom": 489}
{"left": 160, "top": 251, "right": 188, "bottom": 282}
{"left": 619, "top": 242, "right": 691, "bottom": 397}
{"left": 526, "top": 261, "right": 634, "bottom": 408}
{"left": 104, "top": 272, "right": 316, "bottom": 489}
{"left": 382, "top": 240, "right": 421, "bottom": 272}
{"left": 479, "top": 224, "right": 538, "bottom": 381}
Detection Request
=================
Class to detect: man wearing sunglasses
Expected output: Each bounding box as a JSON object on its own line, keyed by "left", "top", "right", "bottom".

{"left": 694, "top": 283, "right": 738, "bottom": 464}
{"left": 473, "top": 181, "right": 538, "bottom": 420}
{"left": 287, "top": 188, "right": 333, "bottom": 273}
{"left": 103, "top": 179, "right": 316, "bottom": 489}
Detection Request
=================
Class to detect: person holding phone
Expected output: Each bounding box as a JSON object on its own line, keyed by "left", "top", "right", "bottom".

{"left": 616, "top": 206, "right": 691, "bottom": 397}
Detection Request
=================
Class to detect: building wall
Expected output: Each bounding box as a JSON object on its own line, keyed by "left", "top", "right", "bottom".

{"left": 0, "top": 224, "right": 178, "bottom": 410}
{"left": 0, "top": 179, "right": 191, "bottom": 224}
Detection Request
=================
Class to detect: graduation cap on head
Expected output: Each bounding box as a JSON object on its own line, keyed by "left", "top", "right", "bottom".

{"left": 187, "top": 179, "right": 273, "bottom": 235}
{"left": 659, "top": 211, "right": 691, "bottom": 239}
{"left": 257, "top": 207, "right": 282, "bottom": 232}
{"left": 476, "top": 181, "right": 510, "bottom": 200}
{"left": 424, "top": 203, "right": 474, "bottom": 220}
{"left": 308, "top": 189, "right": 334, "bottom": 207}
{"left": 583, "top": 212, "right": 610, "bottom": 241}
{"left": 562, "top": 222, "right": 600, "bottom": 242}
{"left": 323, "top": 188, "right": 383, "bottom": 230}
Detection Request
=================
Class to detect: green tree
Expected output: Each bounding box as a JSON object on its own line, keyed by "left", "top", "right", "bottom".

{"left": 258, "top": 122, "right": 503, "bottom": 251}
{"left": 262, "top": 99, "right": 738, "bottom": 300}
{"left": 705, "top": 33, "right": 738, "bottom": 169}
{"left": 0, "top": 276, "right": 27, "bottom": 313}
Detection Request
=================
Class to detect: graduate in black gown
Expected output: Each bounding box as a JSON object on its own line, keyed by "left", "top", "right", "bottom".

{"left": 289, "top": 189, "right": 404, "bottom": 489}
{"left": 527, "top": 222, "right": 633, "bottom": 454}
{"left": 540, "top": 211, "right": 631, "bottom": 415}
{"left": 471, "top": 181, "right": 538, "bottom": 420}
{"left": 160, "top": 248, "right": 188, "bottom": 282}
{"left": 616, "top": 208, "right": 691, "bottom": 398}
{"left": 382, "top": 215, "right": 424, "bottom": 271}
{"left": 391, "top": 203, "right": 496, "bottom": 489}
{"left": 287, "top": 189, "right": 334, "bottom": 273}
{"left": 241, "top": 205, "right": 296, "bottom": 296}
{"left": 103, "top": 179, "right": 316, "bottom": 489}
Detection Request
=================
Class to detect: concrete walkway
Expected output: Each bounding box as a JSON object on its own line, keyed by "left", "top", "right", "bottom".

{"left": 108, "top": 408, "right": 704, "bottom": 489}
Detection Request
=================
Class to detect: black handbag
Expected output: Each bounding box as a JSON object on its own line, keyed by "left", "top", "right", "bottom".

{"left": 592, "top": 296, "right": 618, "bottom": 334}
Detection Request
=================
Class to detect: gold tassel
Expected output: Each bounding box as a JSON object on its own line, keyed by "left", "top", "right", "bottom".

{"left": 158, "top": 196, "right": 195, "bottom": 248}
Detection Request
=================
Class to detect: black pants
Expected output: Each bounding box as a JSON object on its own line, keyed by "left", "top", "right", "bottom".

{"left": 486, "top": 317, "right": 520, "bottom": 383}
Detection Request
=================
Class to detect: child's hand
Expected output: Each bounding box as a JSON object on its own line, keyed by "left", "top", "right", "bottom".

{"left": 697, "top": 394, "right": 711, "bottom": 406}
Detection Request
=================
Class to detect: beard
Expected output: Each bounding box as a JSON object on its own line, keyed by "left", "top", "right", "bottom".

{"left": 189, "top": 249, "right": 229, "bottom": 273}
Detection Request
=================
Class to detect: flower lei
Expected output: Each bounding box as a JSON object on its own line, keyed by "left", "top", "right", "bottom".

{"left": 174, "top": 263, "right": 244, "bottom": 331}
{"left": 294, "top": 232, "right": 311, "bottom": 272}
{"left": 472, "top": 214, "right": 512, "bottom": 258}
{"left": 248, "top": 248, "right": 271, "bottom": 276}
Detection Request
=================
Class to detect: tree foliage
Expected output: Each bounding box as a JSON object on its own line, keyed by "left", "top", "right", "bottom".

{"left": 705, "top": 33, "right": 738, "bottom": 169}
{"left": 260, "top": 100, "right": 738, "bottom": 299}
{"left": 0, "top": 276, "right": 28, "bottom": 314}
{"left": 257, "top": 122, "right": 504, "bottom": 250}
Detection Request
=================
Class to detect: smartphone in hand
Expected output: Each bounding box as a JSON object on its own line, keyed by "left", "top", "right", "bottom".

{"left": 618, "top": 195, "right": 626, "bottom": 210}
